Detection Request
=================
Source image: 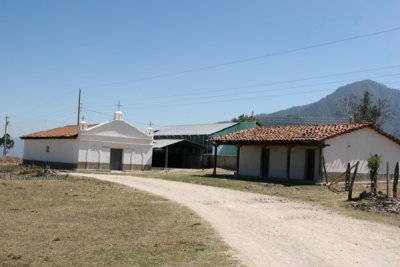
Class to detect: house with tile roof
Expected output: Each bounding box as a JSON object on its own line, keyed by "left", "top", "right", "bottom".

{"left": 211, "top": 123, "right": 400, "bottom": 183}
{"left": 20, "top": 111, "right": 153, "bottom": 170}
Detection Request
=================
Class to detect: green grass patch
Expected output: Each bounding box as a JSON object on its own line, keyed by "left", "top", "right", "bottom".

{"left": 0, "top": 175, "right": 237, "bottom": 267}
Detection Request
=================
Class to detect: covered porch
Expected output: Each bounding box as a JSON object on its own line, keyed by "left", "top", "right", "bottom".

{"left": 212, "top": 142, "right": 324, "bottom": 183}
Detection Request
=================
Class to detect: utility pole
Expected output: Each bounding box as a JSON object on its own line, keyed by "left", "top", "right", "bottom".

{"left": 77, "top": 88, "right": 81, "bottom": 126}
{"left": 3, "top": 116, "right": 9, "bottom": 157}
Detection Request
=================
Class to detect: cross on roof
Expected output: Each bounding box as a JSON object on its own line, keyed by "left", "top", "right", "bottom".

{"left": 148, "top": 121, "right": 153, "bottom": 127}
{"left": 81, "top": 115, "right": 86, "bottom": 122}
{"left": 116, "top": 101, "right": 123, "bottom": 111}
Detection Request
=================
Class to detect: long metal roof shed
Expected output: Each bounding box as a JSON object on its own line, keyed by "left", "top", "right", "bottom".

{"left": 154, "top": 122, "right": 238, "bottom": 136}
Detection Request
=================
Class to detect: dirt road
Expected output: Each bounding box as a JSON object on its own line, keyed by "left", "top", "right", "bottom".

{"left": 74, "top": 173, "right": 400, "bottom": 267}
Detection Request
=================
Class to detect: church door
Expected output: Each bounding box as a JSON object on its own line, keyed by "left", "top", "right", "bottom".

{"left": 110, "top": 149, "right": 123, "bottom": 170}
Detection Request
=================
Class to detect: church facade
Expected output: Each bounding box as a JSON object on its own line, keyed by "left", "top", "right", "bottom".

{"left": 20, "top": 111, "right": 154, "bottom": 171}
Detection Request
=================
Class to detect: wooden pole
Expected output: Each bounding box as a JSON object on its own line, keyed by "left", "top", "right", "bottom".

{"left": 345, "top": 163, "right": 351, "bottom": 191}
{"left": 213, "top": 144, "right": 218, "bottom": 176}
{"left": 348, "top": 161, "right": 359, "bottom": 201}
{"left": 77, "top": 88, "right": 81, "bottom": 126}
{"left": 393, "top": 162, "right": 399, "bottom": 198}
{"left": 164, "top": 146, "right": 169, "bottom": 170}
{"left": 235, "top": 145, "right": 240, "bottom": 177}
{"left": 322, "top": 156, "right": 328, "bottom": 184}
{"left": 386, "top": 162, "right": 390, "bottom": 198}
{"left": 3, "top": 116, "right": 9, "bottom": 157}
{"left": 286, "top": 147, "right": 291, "bottom": 180}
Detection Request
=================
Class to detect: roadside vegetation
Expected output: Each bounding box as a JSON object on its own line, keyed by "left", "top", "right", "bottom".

{"left": 0, "top": 174, "right": 237, "bottom": 267}
{"left": 133, "top": 169, "right": 400, "bottom": 228}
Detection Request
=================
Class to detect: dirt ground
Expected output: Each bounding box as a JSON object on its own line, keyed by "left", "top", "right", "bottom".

{"left": 74, "top": 173, "right": 400, "bottom": 267}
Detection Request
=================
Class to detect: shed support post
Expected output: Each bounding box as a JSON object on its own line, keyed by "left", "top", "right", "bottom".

{"left": 213, "top": 144, "right": 218, "bottom": 176}
{"left": 164, "top": 146, "right": 169, "bottom": 170}
{"left": 236, "top": 145, "right": 241, "bottom": 177}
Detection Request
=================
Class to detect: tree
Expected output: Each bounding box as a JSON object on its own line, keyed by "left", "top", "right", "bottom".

{"left": 0, "top": 134, "right": 14, "bottom": 156}
{"left": 232, "top": 112, "right": 260, "bottom": 124}
{"left": 336, "top": 91, "right": 393, "bottom": 128}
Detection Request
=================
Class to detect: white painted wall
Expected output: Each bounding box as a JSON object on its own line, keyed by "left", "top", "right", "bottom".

{"left": 23, "top": 139, "right": 79, "bottom": 164}
{"left": 239, "top": 146, "right": 261, "bottom": 177}
{"left": 269, "top": 147, "right": 287, "bottom": 178}
{"left": 324, "top": 127, "right": 400, "bottom": 173}
{"left": 78, "top": 119, "right": 153, "bottom": 168}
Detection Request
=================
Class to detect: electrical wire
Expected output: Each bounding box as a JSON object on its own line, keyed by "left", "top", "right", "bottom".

{"left": 80, "top": 27, "right": 400, "bottom": 89}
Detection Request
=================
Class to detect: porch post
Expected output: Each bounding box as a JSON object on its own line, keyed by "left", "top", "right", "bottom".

{"left": 286, "top": 146, "right": 292, "bottom": 180}
{"left": 213, "top": 143, "right": 218, "bottom": 176}
{"left": 236, "top": 145, "right": 241, "bottom": 177}
{"left": 164, "top": 146, "right": 169, "bottom": 169}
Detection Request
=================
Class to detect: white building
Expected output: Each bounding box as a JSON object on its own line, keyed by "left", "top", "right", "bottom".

{"left": 21, "top": 111, "right": 153, "bottom": 170}
{"left": 211, "top": 123, "right": 400, "bottom": 183}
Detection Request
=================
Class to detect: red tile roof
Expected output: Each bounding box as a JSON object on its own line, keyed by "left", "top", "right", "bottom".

{"left": 20, "top": 125, "right": 97, "bottom": 139}
{"left": 211, "top": 123, "right": 400, "bottom": 145}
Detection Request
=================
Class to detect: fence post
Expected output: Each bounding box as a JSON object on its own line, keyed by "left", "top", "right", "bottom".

{"left": 348, "top": 161, "right": 359, "bottom": 201}
{"left": 345, "top": 163, "right": 351, "bottom": 191}
{"left": 386, "top": 162, "right": 389, "bottom": 198}
{"left": 394, "top": 162, "right": 399, "bottom": 198}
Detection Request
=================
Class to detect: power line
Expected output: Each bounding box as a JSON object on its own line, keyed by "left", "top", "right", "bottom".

{"left": 84, "top": 73, "right": 400, "bottom": 109}
{"left": 123, "top": 73, "right": 400, "bottom": 107}
{"left": 89, "top": 79, "right": 400, "bottom": 111}
{"left": 81, "top": 27, "right": 400, "bottom": 89}
{"left": 83, "top": 64, "right": 400, "bottom": 108}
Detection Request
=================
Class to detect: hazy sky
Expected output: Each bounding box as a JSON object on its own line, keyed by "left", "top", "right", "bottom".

{"left": 1, "top": 0, "right": 400, "bottom": 137}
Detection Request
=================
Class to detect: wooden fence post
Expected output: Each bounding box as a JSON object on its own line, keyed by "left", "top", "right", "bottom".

{"left": 394, "top": 162, "right": 399, "bottom": 198}
{"left": 345, "top": 163, "right": 351, "bottom": 192}
{"left": 348, "top": 161, "right": 359, "bottom": 201}
{"left": 386, "top": 162, "right": 389, "bottom": 198}
{"left": 322, "top": 156, "right": 328, "bottom": 184}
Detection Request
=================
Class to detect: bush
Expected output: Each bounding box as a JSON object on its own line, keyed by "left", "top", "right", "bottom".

{"left": 367, "top": 154, "right": 382, "bottom": 194}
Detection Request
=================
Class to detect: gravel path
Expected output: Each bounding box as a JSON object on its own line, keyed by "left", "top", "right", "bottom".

{"left": 74, "top": 173, "right": 400, "bottom": 267}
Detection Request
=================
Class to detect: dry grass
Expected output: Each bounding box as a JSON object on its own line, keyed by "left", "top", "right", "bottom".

{"left": 0, "top": 157, "right": 22, "bottom": 165}
{"left": 0, "top": 175, "right": 237, "bottom": 267}
{"left": 131, "top": 169, "right": 400, "bottom": 228}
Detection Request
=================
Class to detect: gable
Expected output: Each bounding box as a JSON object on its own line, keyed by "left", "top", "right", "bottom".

{"left": 82, "top": 120, "right": 151, "bottom": 140}
{"left": 326, "top": 127, "right": 400, "bottom": 148}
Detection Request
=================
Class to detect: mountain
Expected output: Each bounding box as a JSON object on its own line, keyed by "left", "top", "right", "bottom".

{"left": 257, "top": 80, "right": 400, "bottom": 136}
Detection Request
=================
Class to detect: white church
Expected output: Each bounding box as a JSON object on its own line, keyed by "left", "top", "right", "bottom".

{"left": 20, "top": 111, "right": 154, "bottom": 171}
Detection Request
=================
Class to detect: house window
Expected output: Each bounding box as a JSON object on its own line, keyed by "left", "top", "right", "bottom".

{"left": 46, "top": 146, "right": 50, "bottom": 153}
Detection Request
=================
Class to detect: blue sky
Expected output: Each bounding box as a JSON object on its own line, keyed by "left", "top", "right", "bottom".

{"left": 1, "top": 0, "right": 400, "bottom": 139}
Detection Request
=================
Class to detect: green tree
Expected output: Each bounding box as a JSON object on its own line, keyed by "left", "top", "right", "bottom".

{"left": 231, "top": 112, "right": 260, "bottom": 124}
{"left": 0, "top": 134, "right": 14, "bottom": 156}
{"left": 367, "top": 154, "right": 382, "bottom": 194}
{"left": 336, "top": 91, "right": 393, "bottom": 128}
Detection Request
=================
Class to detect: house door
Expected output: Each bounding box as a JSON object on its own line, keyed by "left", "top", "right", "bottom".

{"left": 304, "top": 149, "right": 315, "bottom": 181}
{"left": 110, "top": 149, "right": 123, "bottom": 170}
{"left": 260, "top": 148, "right": 270, "bottom": 177}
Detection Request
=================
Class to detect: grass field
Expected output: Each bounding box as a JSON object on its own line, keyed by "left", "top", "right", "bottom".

{"left": 0, "top": 175, "right": 237, "bottom": 267}
{"left": 133, "top": 169, "right": 400, "bottom": 228}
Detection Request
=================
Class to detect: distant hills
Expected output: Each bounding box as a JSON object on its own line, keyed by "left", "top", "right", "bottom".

{"left": 256, "top": 80, "right": 400, "bottom": 137}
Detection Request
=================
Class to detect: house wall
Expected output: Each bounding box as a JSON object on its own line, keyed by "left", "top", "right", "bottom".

{"left": 239, "top": 145, "right": 262, "bottom": 177}
{"left": 269, "top": 147, "right": 288, "bottom": 178}
{"left": 324, "top": 128, "right": 400, "bottom": 174}
{"left": 23, "top": 139, "right": 79, "bottom": 165}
